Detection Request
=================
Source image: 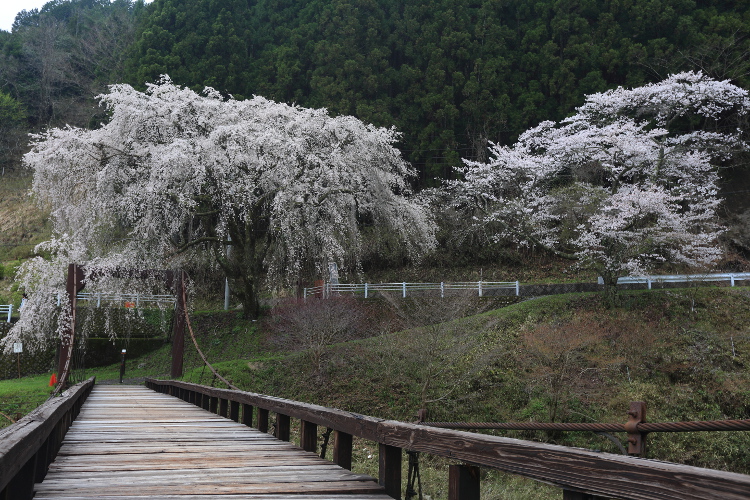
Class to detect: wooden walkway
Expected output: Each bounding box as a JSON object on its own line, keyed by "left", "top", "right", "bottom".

{"left": 34, "top": 385, "right": 391, "bottom": 499}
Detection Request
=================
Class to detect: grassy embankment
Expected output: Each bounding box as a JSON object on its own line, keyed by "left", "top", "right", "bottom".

{"left": 0, "top": 173, "right": 51, "bottom": 306}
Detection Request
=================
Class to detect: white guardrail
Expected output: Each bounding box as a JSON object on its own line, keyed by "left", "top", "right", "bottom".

{"left": 56, "top": 293, "right": 176, "bottom": 307}
{"left": 304, "top": 281, "right": 520, "bottom": 299}
{"left": 605, "top": 272, "right": 750, "bottom": 289}
{"left": 0, "top": 304, "right": 11, "bottom": 322}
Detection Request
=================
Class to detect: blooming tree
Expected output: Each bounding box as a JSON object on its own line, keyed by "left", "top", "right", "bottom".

{"left": 15, "top": 77, "right": 435, "bottom": 339}
{"left": 450, "top": 72, "right": 749, "bottom": 302}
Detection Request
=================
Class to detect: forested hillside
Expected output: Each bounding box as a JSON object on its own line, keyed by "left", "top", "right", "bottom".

{"left": 1, "top": 0, "right": 749, "bottom": 183}
{"left": 0, "top": 0, "right": 145, "bottom": 171}
{"left": 126, "top": 0, "right": 750, "bottom": 182}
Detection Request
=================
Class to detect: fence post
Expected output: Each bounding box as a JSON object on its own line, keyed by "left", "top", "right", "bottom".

{"left": 301, "top": 420, "right": 317, "bottom": 452}
{"left": 333, "top": 431, "right": 353, "bottom": 470}
{"left": 449, "top": 464, "right": 480, "bottom": 500}
{"left": 731, "top": 274, "right": 735, "bottom": 287}
{"left": 379, "top": 444, "right": 402, "bottom": 499}
{"left": 402, "top": 282, "right": 406, "bottom": 298}
{"left": 277, "top": 414, "right": 291, "bottom": 441}
{"left": 515, "top": 281, "right": 519, "bottom": 296}
{"left": 647, "top": 278, "right": 652, "bottom": 290}
{"left": 441, "top": 282, "right": 445, "bottom": 298}
{"left": 563, "top": 491, "right": 607, "bottom": 499}
{"left": 478, "top": 281, "right": 483, "bottom": 297}
{"left": 365, "top": 283, "right": 369, "bottom": 299}
{"left": 625, "top": 401, "right": 647, "bottom": 456}
{"left": 242, "top": 404, "right": 253, "bottom": 427}
{"left": 258, "top": 408, "right": 269, "bottom": 433}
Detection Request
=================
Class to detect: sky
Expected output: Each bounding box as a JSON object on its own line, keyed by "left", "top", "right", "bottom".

{"left": 0, "top": 0, "right": 153, "bottom": 32}
{"left": 0, "top": 0, "right": 49, "bottom": 32}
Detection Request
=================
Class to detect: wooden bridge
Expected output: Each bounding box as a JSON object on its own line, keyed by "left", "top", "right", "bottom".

{"left": 34, "top": 385, "right": 389, "bottom": 499}
{"left": 2, "top": 378, "right": 750, "bottom": 500}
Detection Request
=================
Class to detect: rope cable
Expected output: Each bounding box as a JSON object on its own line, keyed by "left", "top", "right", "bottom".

{"left": 181, "top": 278, "right": 239, "bottom": 391}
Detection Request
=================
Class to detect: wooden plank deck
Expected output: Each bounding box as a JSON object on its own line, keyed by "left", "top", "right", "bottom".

{"left": 34, "top": 385, "right": 391, "bottom": 500}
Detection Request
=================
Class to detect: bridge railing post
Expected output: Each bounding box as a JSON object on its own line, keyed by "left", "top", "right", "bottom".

{"left": 276, "top": 414, "right": 291, "bottom": 441}
{"left": 300, "top": 420, "right": 317, "bottom": 452}
{"left": 242, "top": 404, "right": 254, "bottom": 427}
{"left": 378, "top": 444, "right": 402, "bottom": 500}
{"left": 230, "top": 401, "right": 240, "bottom": 422}
{"left": 258, "top": 408, "right": 269, "bottom": 433}
{"left": 219, "top": 398, "right": 228, "bottom": 418}
{"left": 332, "top": 431, "right": 352, "bottom": 470}
{"left": 449, "top": 464, "right": 479, "bottom": 500}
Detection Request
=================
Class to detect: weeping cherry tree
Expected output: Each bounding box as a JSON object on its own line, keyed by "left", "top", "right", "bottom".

{"left": 10, "top": 76, "right": 435, "bottom": 353}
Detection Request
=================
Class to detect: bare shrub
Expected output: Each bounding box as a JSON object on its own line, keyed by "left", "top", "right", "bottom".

{"left": 268, "top": 296, "right": 369, "bottom": 380}
{"left": 521, "top": 320, "right": 601, "bottom": 422}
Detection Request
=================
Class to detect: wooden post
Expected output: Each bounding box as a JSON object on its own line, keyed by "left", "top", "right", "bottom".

{"left": 626, "top": 401, "right": 647, "bottom": 456}
{"left": 219, "top": 398, "right": 228, "bottom": 418}
{"left": 449, "top": 464, "right": 480, "bottom": 500}
{"left": 6, "top": 454, "right": 37, "bottom": 500}
{"left": 258, "top": 408, "right": 269, "bottom": 433}
{"left": 300, "top": 420, "right": 317, "bottom": 452}
{"left": 276, "top": 414, "right": 291, "bottom": 441}
{"left": 378, "top": 444, "right": 402, "bottom": 500}
{"left": 230, "top": 401, "right": 240, "bottom": 422}
{"left": 333, "top": 431, "right": 353, "bottom": 470}
{"left": 57, "top": 263, "right": 85, "bottom": 389}
{"left": 201, "top": 393, "right": 210, "bottom": 411}
{"left": 242, "top": 404, "right": 253, "bottom": 427}
{"left": 34, "top": 438, "right": 51, "bottom": 484}
{"left": 563, "top": 490, "right": 607, "bottom": 500}
{"left": 210, "top": 396, "right": 218, "bottom": 414}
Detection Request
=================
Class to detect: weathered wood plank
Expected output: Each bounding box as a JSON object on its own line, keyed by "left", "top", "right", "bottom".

{"left": 35, "top": 385, "right": 390, "bottom": 499}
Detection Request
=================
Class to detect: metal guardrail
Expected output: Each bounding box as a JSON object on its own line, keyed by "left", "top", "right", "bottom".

{"left": 0, "top": 305, "right": 11, "bottom": 323}
{"left": 306, "top": 273, "right": 750, "bottom": 300}
{"left": 304, "top": 281, "right": 520, "bottom": 299}
{"left": 607, "top": 272, "right": 750, "bottom": 288}
{"left": 55, "top": 292, "right": 176, "bottom": 307}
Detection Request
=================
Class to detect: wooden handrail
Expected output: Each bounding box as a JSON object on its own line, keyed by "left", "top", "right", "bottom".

{"left": 0, "top": 377, "right": 95, "bottom": 499}
{"left": 146, "top": 378, "right": 750, "bottom": 500}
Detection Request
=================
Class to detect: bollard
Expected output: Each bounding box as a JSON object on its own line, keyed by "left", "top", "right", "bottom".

{"left": 119, "top": 349, "right": 127, "bottom": 383}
